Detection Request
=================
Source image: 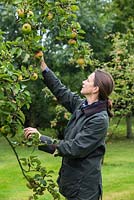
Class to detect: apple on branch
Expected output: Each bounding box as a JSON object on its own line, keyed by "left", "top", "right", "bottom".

{"left": 34, "top": 51, "right": 43, "bottom": 59}
{"left": 71, "top": 31, "right": 77, "bottom": 39}
{"left": 68, "top": 39, "right": 77, "bottom": 45}
{"left": 17, "top": 8, "right": 25, "bottom": 18}
{"left": 18, "top": 75, "right": 23, "bottom": 81}
{"left": 30, "top": 72, "right": 38, "bottom": 81}
{"left": 27, "top": 10, "right": 34, "bottom": 18}
{"left": 22, "top": 23, "right": 32, "bottom": 34}
{"left": 0, "top": 125, "right": 11, "bottom": 136}
{"left": 47, "top": 12, "right": 53, "bottom": 20}
{"left": 76, "top": 58, "right": 85, "bottom": 66}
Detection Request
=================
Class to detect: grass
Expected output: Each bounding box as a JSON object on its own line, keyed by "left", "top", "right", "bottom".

{"left": 103, "top": 139, "right": 134, "bottom": 200}
{"left": 108, "top": 116, "right": 134, "bottom": 139}
{"left": 0, "top": 137, "right": 63, "bottom": 200}
{"left": 0, "top": 137, "right": 134, "bottom": 200}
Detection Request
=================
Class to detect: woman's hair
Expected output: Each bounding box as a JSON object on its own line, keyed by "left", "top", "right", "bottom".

{"left": 94, "top": 69, "right": 114, "bottom": 117}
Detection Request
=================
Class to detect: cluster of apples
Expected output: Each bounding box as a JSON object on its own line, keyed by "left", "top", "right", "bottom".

{"left": 16, "top": 8, "right": 45, "bottom": 81}
{"left": 67, "top": 29, "right": 85, "bottom": 66}
{"left": 17, "top": 8, "right": 54, "bottom": 34}
{"left": 18, "top": 72, "right": 39, "bottom": 82}
{"left": 68, "top": 29, "right": 77, "bottom": 45}
{"left": 17, "top": 8, "right": 34, "bottom": 34}
{"left": 17, "top": 51, "right": 44, "bottom": 82}
{"left": 17, "top": 8, "right": 34, "bottom": 18}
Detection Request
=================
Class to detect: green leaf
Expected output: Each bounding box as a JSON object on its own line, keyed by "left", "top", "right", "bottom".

{"left": 16, "top": 48, "right": 23, "bottom": 58}
{"left": 71, "top": 5, "right": 79, "bottom": 11}
{"left": 22, "top": 53, "right": 30, "bottom": 63}
{"left": 20, "top": 158, "right": 28, "bottom": 166}
{"left": 17, "top": 110, "right": 25, "bottom": 124}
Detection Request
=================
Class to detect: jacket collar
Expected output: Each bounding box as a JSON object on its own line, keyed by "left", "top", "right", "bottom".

{"left": 81, "top": 100, "right": 107, "bottom": 117}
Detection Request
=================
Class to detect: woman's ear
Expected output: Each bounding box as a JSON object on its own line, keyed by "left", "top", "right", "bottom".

{"left": 93, "top": 86, "right": 99, "bottom": 94}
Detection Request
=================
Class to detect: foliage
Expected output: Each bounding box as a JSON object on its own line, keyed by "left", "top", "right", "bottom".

{"left": 104, "top": 30, "right": 134, "bottom": 117}
{"left": 110, "top": 0, "right": 134, "bottom": 33}
{"left": 20, "top": 155, "right": 60, "bottom": 200}
{"left": 0, "top": 30, "right": 31, "bottom": 138}
{"left": 77, "top": 0, "right": 134, "bottom": 62}
{"left": 77, "top": 0, "right": 114, "bottom": 61}
{"left": 50, "top": 104, "right": 71, "bottom": 139}
{"left": 0, "top": 0, "right": 97, "bottom": 199}
{"left": 0, "top": 3, "right": 19, "bottom": 40}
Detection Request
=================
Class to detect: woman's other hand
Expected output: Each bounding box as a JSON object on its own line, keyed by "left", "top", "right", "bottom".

{"left": 24, "top": 127, "right": 41, "bottom": 139}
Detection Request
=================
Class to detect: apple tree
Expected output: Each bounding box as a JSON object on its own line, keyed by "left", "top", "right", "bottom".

{"left": 0, "top": 0, "right": 97, "bottom": 199}
{"left": 0, "top": 29, "right": 62, "bottom": 199}
{"left": 104, "top": 30, "right": 134, "bottom": 138}
{"left": 12, "top": 0, "right": 97, "bottom": 133}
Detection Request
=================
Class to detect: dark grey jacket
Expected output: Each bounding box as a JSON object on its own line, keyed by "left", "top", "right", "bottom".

{"left": 42, "top": 69, "right": 109, "bottom": 200}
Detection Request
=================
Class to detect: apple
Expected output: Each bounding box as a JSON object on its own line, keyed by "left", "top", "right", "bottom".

{"left": 71, "top": 31, "right": 77, "bottom": 39}
{"left": 117, "top": 65, "right": 122, "bottom": 70}
{"left": 27, "top": 10, "right": 34, "bottom": 18}
{"left": 47, "top": 12, "right": 53, "bottom": 20}
{"left": 17, "top": 8, "right": 25, "bottom": 18}
{"left": 34, "top": 51, "right": 43, "bottom": 59}
{"left": 22, "top": 23, "right": 32, "bottom": 34}
{"left": 76, "top": 58, "right": 85, "bottom": 65}
{"left": 55, "top": 2, "right": 60, "bottom": 6}
{"left": 30, "top": 72, "right": 38, "bottom": 80}
{"left": 0, "top": 125, "right": 10, "bottom": 136}
{"left": 68, "top": 39, "right": 76, "bottom": 45}
{"left": 116, "top": 50, "right": 123, "bottom": 55}
{"left": 18, "top": 75, "right": 23, "bottom": 81}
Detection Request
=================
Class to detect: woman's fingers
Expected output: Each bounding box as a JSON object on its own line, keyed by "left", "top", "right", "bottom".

{"left": 24, "top": 127, "right": 39, "bottom": 139}
{"left": 40, "top": 58, "right": 47, "bottom": 71}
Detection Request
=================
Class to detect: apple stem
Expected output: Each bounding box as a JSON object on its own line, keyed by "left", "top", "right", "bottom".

{"left": 21, "top": 78, "right": 31, "bottom": 82}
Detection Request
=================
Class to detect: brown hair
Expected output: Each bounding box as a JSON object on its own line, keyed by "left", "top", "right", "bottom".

{"left": 94, "top": 69, "right": 114, "bottom": 117}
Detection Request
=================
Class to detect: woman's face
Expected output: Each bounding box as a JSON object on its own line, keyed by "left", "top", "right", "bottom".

{"left": 81, "top": 72, "right": 96, "bottom": 96}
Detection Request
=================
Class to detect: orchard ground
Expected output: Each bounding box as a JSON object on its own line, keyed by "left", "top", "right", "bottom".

{"left": 0, "top": 136, "right": 134, "bottom": 200}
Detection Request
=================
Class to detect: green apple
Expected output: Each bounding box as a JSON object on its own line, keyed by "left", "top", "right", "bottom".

{"left": 47, "top": 12, "right": 53, "bottom": 20}
{"left": 30, "top": 73, "right": 38, "bottom": 81}
{"left": 0, "top": 125, "right": 10, "bottom": 136}
{"left": 18, "top": 75, "right": 23, "bottom": 81}
{"left": 71, "top": 31, "right": 77, "bottom": 38}
{"left": 76, "top": 58, "right": 85, "bottom": 65}
{"left": 22, "top": 23, "right": 32, "bottom": 34}
{"left": 27, "top": 10, "right": 34, "bottom": 18}
{"left": 17, "top": 9, "right": 25, "bottom": 18}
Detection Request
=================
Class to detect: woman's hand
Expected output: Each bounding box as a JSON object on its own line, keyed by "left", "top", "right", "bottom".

{"left": 40, "top": 56, "right": 47, "bottom": 72}
{"left": 24, "top": 127, "right": 41, "bottom": 139}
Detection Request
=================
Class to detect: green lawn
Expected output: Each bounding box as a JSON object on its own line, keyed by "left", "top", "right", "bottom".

{"left": 103, "top": 139, "right": 134, "bottom": 200}
{"left": 0, "top": 137, "right": 134, "bottom": 200}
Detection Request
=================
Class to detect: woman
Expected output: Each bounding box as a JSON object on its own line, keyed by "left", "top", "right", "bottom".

{"left": 24, "top": 57, "right": 114, "bottom": 200}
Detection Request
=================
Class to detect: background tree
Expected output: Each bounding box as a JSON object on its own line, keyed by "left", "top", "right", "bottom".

{"left": 0, "top": 2, "right": 19, "bottom": 40}
{"left": 110, "top": 0, "right": 134, "bottom": 33}
{"left": 104, "top": 30, "right": 134, "bottom": 138}
{"left": 77, "top": 0, "right": 134, "bottom": 138}
{"left": 77, "top": 0, "right": 114, "bottom": 61}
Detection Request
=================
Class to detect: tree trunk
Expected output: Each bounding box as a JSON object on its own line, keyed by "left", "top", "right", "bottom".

{"left": 126, "top": 113, "right": 132, "bottom": 138}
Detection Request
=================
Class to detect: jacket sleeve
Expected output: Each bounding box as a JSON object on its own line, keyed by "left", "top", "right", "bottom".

{"left": 42, "top": 69, "right": 82, "bottom": 113}
{"left": 56, "top": 115, "right": 108, "bottom": 158}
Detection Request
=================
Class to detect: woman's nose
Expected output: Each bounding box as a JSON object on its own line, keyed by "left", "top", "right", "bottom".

{"left": 83, "top": 80, "right": 86, "bottom": 84}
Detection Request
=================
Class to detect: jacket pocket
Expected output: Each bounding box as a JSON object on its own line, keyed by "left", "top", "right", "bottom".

{"left": 57, "top": 163, "right": 82, "bottom": 198}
